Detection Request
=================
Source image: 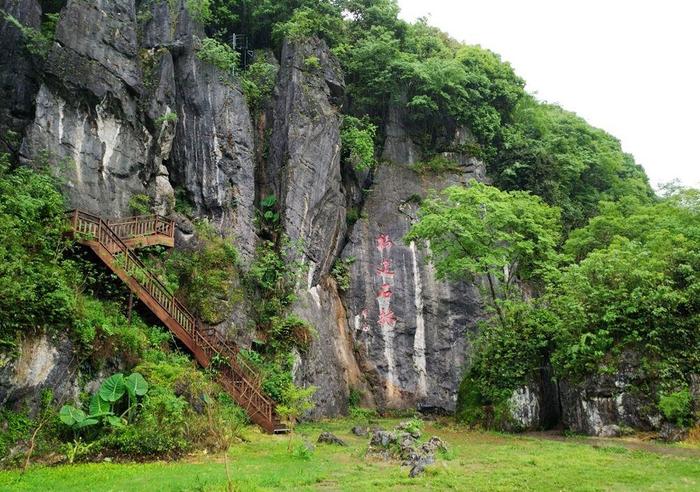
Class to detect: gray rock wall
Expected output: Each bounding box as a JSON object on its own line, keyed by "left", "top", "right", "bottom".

{"left": 20, "top": 0, "right": 150, "bottom": 216}
{"left": 268, "top": 38, "right": 347, "bottom": 282}
{"left": 0, "top": 334, "right": 78, "bottom": 412}
{"left": 340, "top": 102, "right": 485, "bottom": 413}
{"left": 0, "top": 0, "right": 42, "bottom": 155}
{"left": 1, "top": 0, "right": 485, "bottom": 421}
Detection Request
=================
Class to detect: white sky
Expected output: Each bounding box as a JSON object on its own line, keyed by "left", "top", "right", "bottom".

{"left": 397, "top": 0, "right": 700, "bottom": 188}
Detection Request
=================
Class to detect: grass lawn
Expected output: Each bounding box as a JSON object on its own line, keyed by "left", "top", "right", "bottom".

{"left": 0, "top": 419, "right": 698, "bottom": 491}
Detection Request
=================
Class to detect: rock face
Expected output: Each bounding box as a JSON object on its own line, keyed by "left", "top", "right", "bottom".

{"left": 3, "top": 4, "right": 488, "bottom": 415}
{"left": 0, "top": 334, "right": 79, "bottom": 412}
{"left": 292, "top": 276, "right": 371, "bottom": 418}
{"left": 0, "top": 0, "right": 42, "bottom": 156}
{"left": 169, "top": 6, "right": 257, "bottom": 262}
{"left": 559, "top": 353, "right": 662, "bottom": 436}
{"left": 267, "top": 38, "right": 347, "bottom": 281}
{"left": 340, "top": 102, "right": 485, "bottom": 413}
{"left": 20, "top": 0, "right": 150, "bottom": 216}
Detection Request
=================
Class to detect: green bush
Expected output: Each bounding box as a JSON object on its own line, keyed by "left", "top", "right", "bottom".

{"left": 0, "top": 410, "right": 33, "bottom": 460}
{"left": 331, "top": 257, "right": 355, "bottom": 291}
{"left": 173, "top": 186, "right": 195, "bottom": 217}
{"left": 270, "top": 315, "right": 315, "bottom": 352}
{"left": 271, "top": 6, "right": 346, "bottom": 47}
{"left": 101, "top": 348, "right": 248, "bottom": 457}
{"left": 167, "top": 221, "right": 242, "bottom": 324}
{"left": 154, "top": 111, "right": 178, "bottom": 127}
{"left": 349, "top": 406, "right": 377, "bottom": 424}
{"left": 2, "top": 11, "right": 56, "bottom": 59}
{"left": 184, "top": 0, "right": 212, "bottom": 25}
{"left": 128, "top": 194, "right": 152, "bottom": 215}
{"left": 341, "top": 116, "right": 377, "bottom": 171}
{"left": 659, "top": 389, "right": 693, "bottom": 427}
{"left": 196, "top": 37, "right": 239, "bottom": 72}
{"left": 0, "top": 154, "right": 78, "bottom": 343}
{"left": 411, "top": 155, "right": 461, "bottom": 175}
{"left": 241, "top": 56, "right": 278, "bottom": 112}
{"left": 348, "top": 387, "right": 362, "bottom": 407}
{"left": 303, "top": 55, "right": 320, "bottom": 70}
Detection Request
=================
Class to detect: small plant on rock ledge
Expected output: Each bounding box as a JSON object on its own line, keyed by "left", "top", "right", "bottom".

{"left": 196, "top": 37, "right": 239, "bottom": 73}
{"left": 331, "top": 256, "right": 356, "bottom": 291}
{"left": 155, "top": 111, "right": 178, "bottom": 128}
{"left": 303, "top": 55, "right": 320, "bottom": 71}
{"left": 128, "top": 193, "right": 152, "bottom": 215}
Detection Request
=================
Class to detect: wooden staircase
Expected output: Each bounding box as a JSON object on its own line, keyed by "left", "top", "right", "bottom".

{"left": 66, "top": 209, "right": 286, "bottom": 434}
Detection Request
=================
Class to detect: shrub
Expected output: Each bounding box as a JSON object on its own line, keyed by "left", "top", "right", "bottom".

{"left": 166, "top": 221, "right": 242, "bottom": 324}
{"left": 341, "top": 116, "right": 377, "bottom": 171}
{"left": 303, "top": 55, "right": 320, "bottom": 70}
{"left": 184, "top": 0, "right": 212, "bottom": 25}
{"left": 173, "top": 186, "right": 195, "bottom": 217}
{"left": 270, "top": 315, "right": 315, "bottom": 352}
{"left": 271, "top": 6, "right": 346, "bottom": 48}
{"left": 349, "top": 406, "right": 377, "bottom": 424}
{"left": 128, "top": 193, "right": 152, "bottom": 215}
{"left": 241, "top": 56, "right": 278, "bottom": 112}
{"left": 155, "top": 111, "right": 178, "bottom": 127}
{"left": 348, "top": 387, "right": 362, "bottom": 408}
{"left": 346, "top": 207, "right": 360, "bottom": 226}
{"left": 410, "top": 155, "right": 461, "bottom": 175}
{"left": 0, "top": 154, "right": 77, "bottom": 342}
{"left": 2, "top": 11, "right": 56, "bottom": 59}
{"left": 196, "top": 37, "right": 239, "bottom": 73}
{"left": 102, "top": 349, "right": 248, "bottom": 457}
{"left": 659, "top": 389, "right": 693, "bottom": 427}
{"left": 331, "top": 257, "right": 355, "bottom": 291}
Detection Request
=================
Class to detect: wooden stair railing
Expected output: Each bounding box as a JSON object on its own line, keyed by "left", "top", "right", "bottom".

{"left": 107, "top": 214, "right": 175, "bottom": 248}
{"left": 66, "top": 209, "right": 285, "bottom": 433}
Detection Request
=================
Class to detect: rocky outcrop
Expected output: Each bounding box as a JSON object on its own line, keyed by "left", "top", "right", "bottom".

{"left": 557, "top": 351, "right": 661, "bottom": 436}
{"left": 0, "top": 334, "right": 78, "bottom": 412}
{"left": 341, "top": 102, "right": 485, "bottom": 413}
{"left": 267, "top": 38, "right": 346, "bottom": 281}
{"left": 20, "top": 0, "right": 150, "bottom": 216}
{"left": 2, "top": 0, "right": 485, "bottom": 422}
{"left": 169, "top": 6, "right": 257, "bottom": 261}
{"left": 0, "top": 0, "right": 42, "bottom": 156}
{"left": 292, "top": 276, "right": 371, "bottom": 418}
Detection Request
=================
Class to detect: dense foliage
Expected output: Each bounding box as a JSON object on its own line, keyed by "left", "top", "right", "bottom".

{"left": 0, "top": 155, "right": 76, "bottom": 345}
{"left": 431, "top": 186, "right": 700, "bottom": 430}
{"left": 166, "top": 221, "right": 243, "bottom": 325}
{"left": 494, "top": 97, "right": 653, "bottom": 228}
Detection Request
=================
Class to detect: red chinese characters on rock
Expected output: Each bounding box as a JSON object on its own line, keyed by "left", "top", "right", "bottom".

{"left": 360, "top": 309, "right": 370, "bottom": 332}
{"left": 376, "top": 259, "right": 395, "bottom": 286}
{"left": 376, "top": 233, "right": 393, "bottom": 254}
{"left": 376, "top": 283, "right": 392, "bottom": 311}
{"left": 375, "top": 233, "right": 397, "bottom": 330}
{"left": 378, "top": 308, "right": 397, "bottom": 328}
{"left": 357, "top": 233, "right": 399, "bottom": 334}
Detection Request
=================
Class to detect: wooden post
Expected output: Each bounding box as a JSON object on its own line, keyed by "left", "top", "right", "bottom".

{"left": 127, "top": 291, "right": 133, "bottom": 325}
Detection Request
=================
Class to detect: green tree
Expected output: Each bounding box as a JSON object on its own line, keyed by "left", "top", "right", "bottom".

{"left": 340, "top": 115, "right": 377, "bottom": 170}
{"left": 277, "top": 384, "right": 316, "bottom": 450}
{"left": 406, "top": 180, "right": 561, "bottom": 322}
{"left": 494, "top": 96, "right": 653, "bottom": 229}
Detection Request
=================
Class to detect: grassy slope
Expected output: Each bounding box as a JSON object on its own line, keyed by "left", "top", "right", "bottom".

{"left": 1, "top": 419, "right": 698, "bottom": 491}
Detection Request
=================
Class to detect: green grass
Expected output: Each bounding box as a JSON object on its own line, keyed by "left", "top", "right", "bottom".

{"left": 1, "top": 419, "right": 698, "bottom": 491}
